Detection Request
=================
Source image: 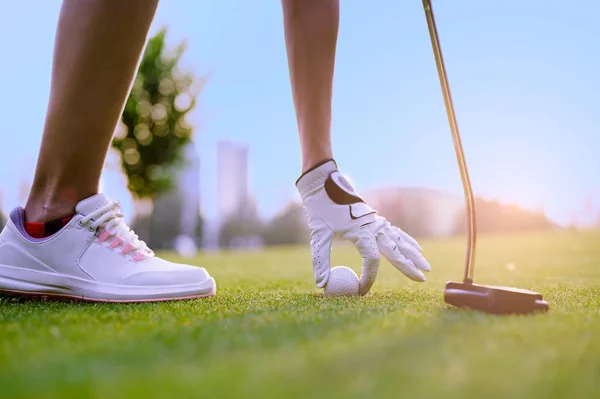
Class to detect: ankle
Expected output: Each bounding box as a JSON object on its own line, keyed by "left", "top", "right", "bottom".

{"left": 24, "top": 200, "right": 76, "bottom": 223}
{"left": 24, "top": 185, "right": 84, "bottom": 223}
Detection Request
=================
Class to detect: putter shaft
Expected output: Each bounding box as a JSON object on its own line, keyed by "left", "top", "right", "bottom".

{"left": 422, "top": 0, "right": 477, "bottom": 283}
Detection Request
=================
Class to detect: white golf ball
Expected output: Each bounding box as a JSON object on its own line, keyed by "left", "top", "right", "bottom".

{"left": 323, "top": 266, "right": 360, "bottom": 297}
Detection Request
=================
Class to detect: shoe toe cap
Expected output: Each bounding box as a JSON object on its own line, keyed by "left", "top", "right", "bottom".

{"left": 121, "top": 263, "right": 211, "bottom": 287}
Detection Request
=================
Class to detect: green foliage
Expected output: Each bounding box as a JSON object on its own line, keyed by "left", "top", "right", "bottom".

{"left": 129, "top": 189, "right": 204, "bottom": 250}
{"left": 196, "top": 212, "right": 204, "bottom": 244}
{"left": 130, "top": 211, "right": 204, "bottom": 250}
{"left": 218, "top": 198, "right": 264, "bottom": 248}
{"left": 261, "top": 202, "right": 309, "bottom": 246}
{"left": 452, "top": 197, "right": 560, "bottom": 235}
{"left": 112, "top": 27, "right": 204, "bottom": 199}
{"left": 368, "top": 188, "right": 559, "bottom": 238}
{"left": 217, "top": 201, "right": 308, "bottom": 248}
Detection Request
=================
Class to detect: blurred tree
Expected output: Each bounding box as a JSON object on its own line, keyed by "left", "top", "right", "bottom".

{"left": 451, "top": 197, "right": 560, "bottom": 236}
{"left": 130, "top": 210, "right": 204, "bottom": 250}
{"left": 218, "top": 197, "right": 264, "bottom": 248}
{"left": 112, "top": 27, "right": 205, "bottom": 202}
{"left": 145, "top": 189, "right": 204, "bottom": 249}
{"left": 147, "top": 190, "right": 183, "bottom": 249}
{"left": 196, "top": 212, "right": 205, "bottom": 245}
{"left": 112, "top": 27, "right": 205, "bottom": 243}
{"left": 366, "top": 188, "right": 436, "bottom": 239}
{"left": 378, "top": 194, "right": 432, "bottom": 238}
{"left": 262, "top": 202, "right": 309, "bottom": 246}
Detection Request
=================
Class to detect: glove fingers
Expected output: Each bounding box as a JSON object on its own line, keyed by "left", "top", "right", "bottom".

{"left": 310, "top": 227, "right": 334, "bottom": 288}
{"left": 377, "top": 233, "right": 426, "bottom": 282}
{"left": 386, "top": 225, "right": 422, "bottom": 252}
{"left": 353, "top": 234, "right": 381, "bottom": 296}
{"left": 383, "top": 224, "right": 429, "bottom": 271}
{"left": 342, "top": 229, "right": 381, "bottom": 296}
{"left": 398, "top": 241, "right": 431, "bottom": 272}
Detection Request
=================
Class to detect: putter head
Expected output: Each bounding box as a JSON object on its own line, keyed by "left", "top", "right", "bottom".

{"left": 444, "top": 281, "right": 549, "bottom": 315}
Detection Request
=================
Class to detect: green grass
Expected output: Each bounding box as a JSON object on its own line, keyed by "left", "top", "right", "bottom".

{"left": 1, "top": 230, "right": 599, "bottom": 399}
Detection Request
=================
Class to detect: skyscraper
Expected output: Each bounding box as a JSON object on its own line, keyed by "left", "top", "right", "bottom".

{"left": 149, "top": 141, "right": 201, "bottom": 254}
{"left": 178, "top": 141, "right": 201, "bottom": 238}
{"left": 217, "top": 140, "right": 249, "bottom": 221}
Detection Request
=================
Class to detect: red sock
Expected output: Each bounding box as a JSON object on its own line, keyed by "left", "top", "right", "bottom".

{"left": 25, "top": 216, "right": 74, "bottom": 238}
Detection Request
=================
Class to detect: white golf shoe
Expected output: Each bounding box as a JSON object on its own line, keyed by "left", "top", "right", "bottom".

{"left": 0, "top": 194, "right": 216, "bottom": 302}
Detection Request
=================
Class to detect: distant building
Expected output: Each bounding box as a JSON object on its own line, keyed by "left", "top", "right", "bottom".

{"left": 150, "top": 142, "right": 201, "bottom": 253}
{"left": 178, "top": 142, "right": 201, "bottom": 238}
{"left": 217, "top": 140, "right": 249, "bottom": 221}
{"left": 214, "top": 140, "right": 264, "bottom": 249}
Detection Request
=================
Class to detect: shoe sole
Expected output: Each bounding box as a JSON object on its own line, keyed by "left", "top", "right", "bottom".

{"left": 0, "top": 282, "right": 216, "bottom": 303}
{"left": 0, "top": 265, "right": 216, "bottom": 303}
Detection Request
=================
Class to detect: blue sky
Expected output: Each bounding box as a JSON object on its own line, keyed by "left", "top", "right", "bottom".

{"left": 1, "top": 0, "right": 599, "bottom": 226}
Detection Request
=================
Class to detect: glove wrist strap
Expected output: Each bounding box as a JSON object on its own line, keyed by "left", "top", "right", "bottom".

{"left": 296, "top": 159, "right": 338, "bottom": 200}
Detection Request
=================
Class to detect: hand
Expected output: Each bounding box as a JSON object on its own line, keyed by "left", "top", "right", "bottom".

{"left": 296, "top": 160, "right": 431, "bottom": 295}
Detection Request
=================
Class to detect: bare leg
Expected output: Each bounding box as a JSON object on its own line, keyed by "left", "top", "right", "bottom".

{"left": 281, "top": 0, "right": 339, "bottom": 173}
{"left": 25, "top": 0, "right": 159, "bottom": 222}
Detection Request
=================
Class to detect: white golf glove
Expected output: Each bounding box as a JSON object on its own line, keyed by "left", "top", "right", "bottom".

{"left": 296, "top": 160, "right": 431, "bottom": 295}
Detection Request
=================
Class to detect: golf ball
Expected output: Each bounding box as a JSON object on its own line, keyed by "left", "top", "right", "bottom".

{"left": 323, "top": 266, "right": 360, "bottom": 297}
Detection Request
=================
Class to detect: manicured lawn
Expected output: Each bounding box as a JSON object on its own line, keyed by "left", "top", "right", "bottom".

{"left": 1, "top": 230, "right": 599, "bottom": 398}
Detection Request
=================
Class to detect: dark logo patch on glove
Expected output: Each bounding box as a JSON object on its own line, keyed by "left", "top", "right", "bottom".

{"left": 324, "top": 171, "right": 364, "bottom": 205}
{"left": 336, "top": 175, "right": 354, "bottom": 192}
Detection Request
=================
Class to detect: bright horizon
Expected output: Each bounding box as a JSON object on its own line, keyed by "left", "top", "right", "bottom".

{"left": 1, "top": 1, "right": 599, "bottom": 228}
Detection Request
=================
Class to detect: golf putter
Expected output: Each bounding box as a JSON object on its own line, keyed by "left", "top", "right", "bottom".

{"left": 422, "top": 0, "right": 548, "bottom": 315}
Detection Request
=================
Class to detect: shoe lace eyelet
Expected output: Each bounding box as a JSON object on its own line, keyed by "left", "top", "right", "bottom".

{"left": 88, "top": 226, "right": 96, "bottom": 232}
